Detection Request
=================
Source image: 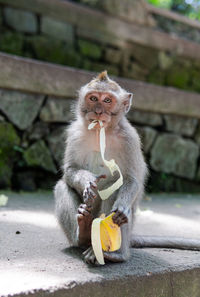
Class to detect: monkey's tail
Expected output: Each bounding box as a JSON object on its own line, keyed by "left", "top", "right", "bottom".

{"left": 131, "top": 235, "right": 200, "bottom": 251}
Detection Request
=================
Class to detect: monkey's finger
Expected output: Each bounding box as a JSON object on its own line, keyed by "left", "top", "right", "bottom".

{"left": 88, "top": 188, "right": 96, "bottom": 199}
{"left": 84, "top": 195, "right": 94, "bottom": 206}
{"left": 95, "top": 174, "right": 107, "bottom": 184}
{"left": 78, "top": 207, "right": 90, "bottom": 216}
{"left": 83, "top": 247, "right": 91, "bottom": 256}
{"left": 79, "top": 204, "right": 92, "bottom": 211}
{"left": 117, "top": 211, "right": 128, "bottom": 221}
{"left": 112, "top": 212, "right": 127, "bottom": 225}
{"left": 84, "top": 249, "right": 94, "bottom": 262}
{"left": 112, "top": 210, "right": 122, "bottom": 221}
{"left": 117, "top": 217, "right": 128, "bottom": 226}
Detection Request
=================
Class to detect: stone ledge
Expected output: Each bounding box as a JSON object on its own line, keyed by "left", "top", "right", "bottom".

{"left": 1, "top": 191, "right": 200, "bottom": 297}
{"left": 1, "top": 52, "right": 200, "bottom": 119}
{"left": 147, "top": 3, "right": 200, "bottom": 31}
{"left": 1, "top": 0, "right": 200, "bottom": 59}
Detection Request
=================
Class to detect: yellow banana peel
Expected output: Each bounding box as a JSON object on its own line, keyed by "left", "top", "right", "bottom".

{"left": 91, "top": 212, "right": 121, "bottom": 265}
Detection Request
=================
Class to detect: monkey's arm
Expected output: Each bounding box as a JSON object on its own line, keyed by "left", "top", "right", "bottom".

{"left": 64, "top": 166, "right": 97, "bottom": 196}
{"left": 111, "top": 122, "right": 147, "bottom": 224}
{"left": 111, "top": 175, "right": 140, "bottom": 217}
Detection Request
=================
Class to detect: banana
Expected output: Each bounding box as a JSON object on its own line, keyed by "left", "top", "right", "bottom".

{"left": 91, "top": 213, "right": 121, "bottom": 265}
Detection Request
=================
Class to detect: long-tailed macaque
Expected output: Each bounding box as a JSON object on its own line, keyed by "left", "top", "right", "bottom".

{"left": 54, "top": 71, "right": 200, "bottom": 265}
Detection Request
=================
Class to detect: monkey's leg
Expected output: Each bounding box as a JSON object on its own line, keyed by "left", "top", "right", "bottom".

{"left": 54, "top": 179, "right": 93, "bottom": 247}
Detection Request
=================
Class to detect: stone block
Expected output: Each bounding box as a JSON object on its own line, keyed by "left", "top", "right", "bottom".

{"left": 164, "top": 115, "right": 198, "bottom": 137}
{"left": 129, "top": 43, "right": 158, "bottom": 69}
{"left": 26, "top": 122, "right": 50, "bottom": 141}
{"left": 158, "top": 51, "right": 173, "bottom": 70}
{"left": 40, "top": 97, "right": 74, "bottom": 123}
{"left": 47, "top": 126, "right": 66, "bottom": 166}
{"left": 104, "top": 48, "right": 121, "bottom": 65}
{"left": 78, "top": 39, "right": 102, "bottom": 60}
{"left": 24, "top": 140, "right": 57, "bottom": 173}
{"left": 0, "top": 115, "right": 5, "bottom": 122}
{"left": 150, "top": 134, "right": 199, "bottom": 179}
{"left": 0, "top": 31, "right": 24, "bottom": 56}
{"left": 195, "top": 124, "right": 200, "bottom": 146}
{"left": 15, "top": 171, "right": 37, "bottom": 191}
{"left": 125, "top": 62, "right": 149, "bottom": 81}
{"left": 100, "top": 0, "right": 150, "bottom": 25}
{"left": 136, "top": 126, "right": 157, "bottom": 154}
{"left": 0, "top": 89, "right": 44, "bottom": 130}
{"left": 41, "top": 16, "right": 74, "bottom": 44}
{"left": 90, "top": 62, "right": 119, "bottom": 76}
{"left": 0, "top": 122, "right": 20, "bottom": 187}
{"left": 4, "top": 7, "right": 37, "bottom": 33}
{"left": 127, "top": 110, "right": 163, "bottom": 127}
{"left": 0, "top": 7, "right": 3, "bottom": 25}
{"left": 197, "top": 167, "right": 200, "bottom": 182}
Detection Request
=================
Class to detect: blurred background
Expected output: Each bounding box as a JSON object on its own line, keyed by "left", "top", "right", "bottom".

{"left": 0, "top": 0, "right": 200, "bottom": 193}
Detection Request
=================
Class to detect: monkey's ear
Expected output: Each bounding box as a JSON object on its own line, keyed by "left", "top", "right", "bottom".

{"left": 123, "top": 93, "right": 133, "bottom": 113}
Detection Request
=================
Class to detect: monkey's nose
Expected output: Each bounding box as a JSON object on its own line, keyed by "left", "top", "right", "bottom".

{"left": 95, "top": 108, "right": 103, "bottom": 115}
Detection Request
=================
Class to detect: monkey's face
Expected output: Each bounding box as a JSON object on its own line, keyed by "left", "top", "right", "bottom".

{"left": 83, "top": 92, "right": 118, "bottom": 128}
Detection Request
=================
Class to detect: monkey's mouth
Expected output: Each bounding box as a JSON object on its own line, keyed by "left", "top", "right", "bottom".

{"left": 89, "top": 119, "right": 106, "bottom": 123}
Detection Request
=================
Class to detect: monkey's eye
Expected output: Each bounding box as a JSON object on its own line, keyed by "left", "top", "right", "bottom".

{"left": 104, "top": 97, "right": 112, "bottom": 103}
{"left": 90, "top": 96, "right": 98, "bottom": 102}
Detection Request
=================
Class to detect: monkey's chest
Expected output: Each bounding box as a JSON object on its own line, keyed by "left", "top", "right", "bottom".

{"left": 86, "top": 151, "right": 113, "bottom": 189}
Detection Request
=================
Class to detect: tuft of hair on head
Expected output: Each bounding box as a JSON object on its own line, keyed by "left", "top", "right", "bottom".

{"left": 97, "top": 70, "right": 109, "bottom": 82}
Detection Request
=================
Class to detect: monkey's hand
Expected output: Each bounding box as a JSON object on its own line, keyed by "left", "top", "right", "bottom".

{"left": 83, "top": 174, "right": 106, "bottom": 207}
{"left": 112, "top": 206, "right": 129, "bottom": 226}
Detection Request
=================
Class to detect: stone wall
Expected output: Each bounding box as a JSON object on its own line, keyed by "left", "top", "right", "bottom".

{"left": 0, "top": 0, "right": 200, "bottom": 93}
{"left": 1, "top": 86, "right": 200, "bottom": 192}
{"left": 0, "top": 0, "right": 200, "bottom": 192}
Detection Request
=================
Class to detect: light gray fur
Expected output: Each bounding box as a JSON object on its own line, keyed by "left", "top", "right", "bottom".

{"left": 55, "top": 69, "right": 200, "bottom": 259}
{"left": 54, "top": 110, "right": 148, "bottom": 261}
{"left": 54, "top": 72, "right": 148, "bottom": 262}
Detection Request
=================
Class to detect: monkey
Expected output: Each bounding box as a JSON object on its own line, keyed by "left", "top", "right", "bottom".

{"left": 54, "top": 71, "right": 200, "bottom": 265}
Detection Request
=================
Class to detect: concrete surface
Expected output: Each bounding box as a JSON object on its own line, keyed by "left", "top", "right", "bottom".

{"left": 0, "top": 191, "right": 200, "bottom": 297}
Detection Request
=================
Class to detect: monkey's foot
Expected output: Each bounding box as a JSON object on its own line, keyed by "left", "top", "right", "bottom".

{"left": 77, "top": 204, "right": 94, "bottom": 247}
{"left": 83, "top": 246, "right": 99, "bottom": 265}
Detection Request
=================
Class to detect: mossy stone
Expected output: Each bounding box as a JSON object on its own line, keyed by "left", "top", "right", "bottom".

{"left": 148, "top": 69, "right": 165, "bottom": 85}
{"left": 191, "top": 69, "right": 200, "bottom": 92}
{"left": 0, "top": 122, "right": 20, "bottom": 187}
{"left": 126, "top": 62, "right": 148, "bottom": 81}
{"left": 24, "top": 140, "right": 57, "bottom": 173}
{"left": 166, "top": 65, "right": 190, "bottom": 89}
{"left": 0, "top": 31, "right": 24, "bottom": 56}
{"left": 148, "top": 171, "right": 200, "bottom": 193}
{"left": 26, "top": 36, "right": 81, "bottom": 67}
{"left": 81, "top": 59, "right": 119, "bottom": 75}
{"left": 78, "top": 39, "right": 102, "bottom": 60}
{"left": 0, "top": 7, "right": 3, "bottom": 25}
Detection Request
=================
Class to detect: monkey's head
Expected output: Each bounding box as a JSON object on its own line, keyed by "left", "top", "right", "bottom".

{"left": 78, "top": 71, "right": 133, "bottom": 128}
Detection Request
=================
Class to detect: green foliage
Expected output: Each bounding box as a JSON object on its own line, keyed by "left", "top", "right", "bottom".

{"left": 148, "top": 0, "right": 172, "bottom": 9}
{"left": 146, "top": 0, "right": 200, "bottom": 20}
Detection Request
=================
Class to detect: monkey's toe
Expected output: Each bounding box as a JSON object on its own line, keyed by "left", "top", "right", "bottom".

{"left": 83, "top": 247, "right": 99, "bottom": 265}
